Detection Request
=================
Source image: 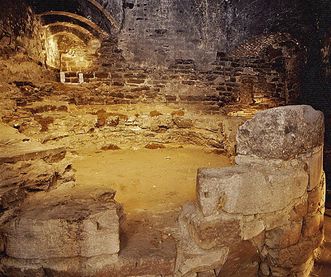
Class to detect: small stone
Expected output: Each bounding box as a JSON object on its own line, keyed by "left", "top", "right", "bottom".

{"left": 196, "top": 270, "right": 216, "bottom": 277}
{"left": 260, "top": 262, "right": 270, "bottom": 276}
{"left": 150, "top": 110, "right": 163, "bottom": 117}
{"left": 145, "top": 143, "right": 166, "bottom": 149}
{"left": 178, "top": 248, "right": 229, "bottom": 276}
{"left": 106, "top": 116, "right": 120, "bottom": 127}
{"left": 171, "top": 110, "right": 185, "bottom": 117}
{"left": 101, "top": 144, "right": 121, "bottom": 151}
{"left": 290, "top": 200, "right": 308, "bottom": 221}
{"left": 173, "top": 117, "right": 193, "bottom": 128}
{"left": 95, "top": 109, "right": 108, "bottom": 128}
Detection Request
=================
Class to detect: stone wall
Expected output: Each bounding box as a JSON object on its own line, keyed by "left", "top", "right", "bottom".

{"left": 0, "top": 81, "right": 245, "bottom": 156}
{"left": 117, "top": 0, "right": 308, "bottom": 69}
{"left": 63, "top": 52, "right": 287, "bottom": 112}
{"left": 175, "top": 105, "right": 326, "bottom": 276}
{"left": 0, "top": 105, "right": 326, "bottom": 276}
{"left": 0, "top": 123, "right": 123, "bottom": 276}
{"left": 0, "top": 0, "right": 45, "bottom": 62}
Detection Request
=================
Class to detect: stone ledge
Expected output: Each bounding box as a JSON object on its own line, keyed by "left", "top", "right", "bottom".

{"left": 3, "top": 193, "right": 122, "bottom": 260}
{"left": 197, "top": 164, "right": 308, "bottom": 217}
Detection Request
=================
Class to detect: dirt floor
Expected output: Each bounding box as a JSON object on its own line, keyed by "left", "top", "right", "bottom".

{"left": 73, "top": 147, "right": 232, "bottom": 215}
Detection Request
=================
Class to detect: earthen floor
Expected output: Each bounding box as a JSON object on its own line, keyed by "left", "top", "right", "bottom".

{"left": 72, "top": 147, "right": 231, "bottom": 215}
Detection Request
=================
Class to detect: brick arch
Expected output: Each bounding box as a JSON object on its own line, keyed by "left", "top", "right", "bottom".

{"left": 45, "top": 22, "right": 97, "bottom": 44}
{"left": 28, "top": 0, "right": 122, "bottom": 34}
{"left": 86, "top": 0, "right": 120, "bottom": 30}
{"left": 39, "top": 11, "right": 108, "bottom": 38}
{"left": 228, "top": 33, "right": 301, "bottom": 58}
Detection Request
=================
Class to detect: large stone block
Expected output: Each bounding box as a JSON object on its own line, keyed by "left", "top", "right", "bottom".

{"left": 236, "top": 105, "right": 324, "bottom": 160}
{"left": 197, "top": 164, "right": 308, "bottom": 217}
{"left": 3, "top": 194, "right": 121, "bottom": 260}
{"left": 187, "top": 213, "right": 241, "bottom": 250}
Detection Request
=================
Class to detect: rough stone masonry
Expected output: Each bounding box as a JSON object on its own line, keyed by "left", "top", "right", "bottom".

{"left": 176, "top": 105, "right": 325, "bottom": 276}
{"left": 0, "top": 105, "right": 326, "bottom": 276}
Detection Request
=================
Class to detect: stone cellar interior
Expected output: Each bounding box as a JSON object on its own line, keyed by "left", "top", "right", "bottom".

{"left": 0, "top": 0, "right": 331, "bottom": 276}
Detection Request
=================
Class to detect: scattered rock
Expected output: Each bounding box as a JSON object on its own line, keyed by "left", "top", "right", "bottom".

{"left": 145, "top": 143, "right": 166, "bottom": 149}
{"left": 34, "top": 115, "right": 54, "bottom": 132}
{"left": 171, "top": 110, "right": 185, "bottom": 117}
{"left": 96, "top": 109, "right": 108, "bottom": 128}
{"left": 106, "top": 116, "right": 120, "bottom": 127}
{"left": 101, "top": 144, "right": 121, "bottom": 151}
{"left": 150, "top": 110, "right": 163, "bottom": 117}
{"left": 173, "top": 117, "right": 193, "bottom": 128}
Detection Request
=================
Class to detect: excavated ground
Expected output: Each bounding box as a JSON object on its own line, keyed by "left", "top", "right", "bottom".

{"left": 73, "top": 147, "right": 231, "bottom": 215}
{"left": 0, "top": 59, "right": 330, "bottom": 275}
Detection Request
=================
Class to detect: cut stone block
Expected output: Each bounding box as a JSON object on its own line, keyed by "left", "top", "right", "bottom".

{"left": 236, "top": 105, "right": 324, "bottom": 160}
{"left": 265, "top": 221, "right": 302, "bottom": 249}
{"left": 267, "top": 230, "right": 323, "bottom": 267}
{"left": 3, "top": 194, "right": 122, "bottom": 260}
{"left": 197, "top": 165, "right": 308, "bottom": 216}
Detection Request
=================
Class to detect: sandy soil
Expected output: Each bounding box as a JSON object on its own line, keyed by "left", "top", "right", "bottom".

{"left": 73, "top": 147, "right": 231, "bottom": 215}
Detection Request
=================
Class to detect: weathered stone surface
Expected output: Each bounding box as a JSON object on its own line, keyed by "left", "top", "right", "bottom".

{"left": 197, "top": 164, "right": 307, "bottom": 216}
{"left": 3, "top": 193, "right": 122, "bottom": 260}
{"left": 259, "top": 262, "right": 270, "bottom": 276}
{"left": 173, "top": 117, "right": 194, "bottom": 128}
{"left": 262, "top": 209, "right": 293, "bottom": 231}
{"left": 301, "top": 146, "right": 324, "bottom": 191}
{"left": 175, "top": 204, "right": 229, "bottom": 277}
{"left": 265, "top": 221, "right": 302, "bottom": 249}
{"left": 290, "top": 200, "right": 308, "bottom": 222}
{"left": 222, "top": 116, "right": 246, "bottom": 156}
{"left": 1, "top": 254, "right": 119, "bottom": 277}
{"left": 241, "top": 219, "right": 265, "bottom": 240}
{"left": 196, "top": 270, "right": 216, "bottom": 277}
{"left": 187, "top": 212, "right": 241, "bottom": 250}
{"left": 236, "top": 105, "right": 324, "bottom": 160}
{"left": 267, "top": 230, "right": 323, "bottom": 267}
{"left": 177, "top": 249, "right": 229, "bottom": 277}
{"left": 302, "top": 214, "right": 324, "bottom": 238}
{"left": 307, "top": 173, "right": 326, "bottom": 214}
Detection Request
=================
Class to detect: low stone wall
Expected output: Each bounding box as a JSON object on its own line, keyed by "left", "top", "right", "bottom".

{"left": 0, "top": 105, "right": 325, "bottom": 277}
{"left": 175, "top": 105, "right": 325, "bottom": 276}
{"left": 0, "top": 82, "right": 246, "bottom": 155}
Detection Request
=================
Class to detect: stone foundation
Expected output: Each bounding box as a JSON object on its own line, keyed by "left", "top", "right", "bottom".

{"left": 175, "top": 105, "right": 325, "bottom": 276}
{"left": 0, "top": 105, "right": 326, "bottom": 277}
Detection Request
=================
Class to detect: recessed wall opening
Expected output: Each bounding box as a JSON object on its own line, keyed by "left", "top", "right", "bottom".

{"left": 0, "top": 1, "right": 330, "bottom": 276}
